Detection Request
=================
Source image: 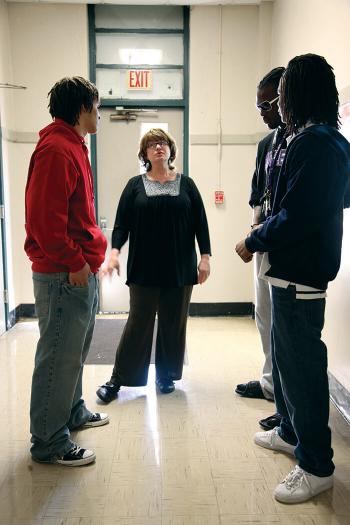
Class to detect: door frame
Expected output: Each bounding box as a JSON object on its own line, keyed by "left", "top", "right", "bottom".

{"left": 87, "top": 4, "right": 190, "bottom": 219}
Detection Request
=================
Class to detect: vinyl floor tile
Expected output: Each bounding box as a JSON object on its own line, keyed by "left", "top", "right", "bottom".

{"left": 1, "top": 318, "right": 350, "bottom": 524}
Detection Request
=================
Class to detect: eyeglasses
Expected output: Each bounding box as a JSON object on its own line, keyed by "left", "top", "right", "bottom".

{"left": 147, "top": 140, "right": 168, "bottom": 149}
{"left": 256, "top": 95, "right": 279, "bottom": 112}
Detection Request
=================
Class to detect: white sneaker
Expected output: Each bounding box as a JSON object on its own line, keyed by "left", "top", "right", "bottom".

{"left": 274, "top": 465, "right": 333, "bottom": 503}
{"left": 83, "top": 412, "right": 109, "bottom": 427}
{"left": 254, "top": 427, "right": 295, "bottom": 456}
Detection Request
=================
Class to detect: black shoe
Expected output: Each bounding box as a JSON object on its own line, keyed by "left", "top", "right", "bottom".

{"left": 259, "top": 412, "right": 282, "bottom": 431}
{"left": 235, "top": 380, "right": 266, "bottom": 399}
{"left": 56, "top": 444, "right": 96, "bottom": 467}
{"left": 96, "top": 381, "right": 120, "bottom": 403}
{"left": 156, "top": 378, "right": 175, "bottom": 394}
{"left": 82, "top": 412, "right": 109, "bottom": 428}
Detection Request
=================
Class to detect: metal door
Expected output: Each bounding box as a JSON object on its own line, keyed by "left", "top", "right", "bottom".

{"left": 96, "top": 107, "right": 183, "bottom": 312}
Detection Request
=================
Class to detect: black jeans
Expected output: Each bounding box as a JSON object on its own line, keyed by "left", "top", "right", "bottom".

{"left": 271, "top": 285, "right": 334, "bottom": 477}
{"left": 111, "top": 284, "right": 193, "bottom": 386}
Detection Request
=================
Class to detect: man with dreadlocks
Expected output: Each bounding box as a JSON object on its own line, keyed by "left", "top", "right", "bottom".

{"left": 25, "top": 77, "right": 108, "bottom": 466}
{"left": 235, "top": 67, "right": 286, "bottom": 435}
{"left": 236, "top": 54, "right": 350, "bottom": 503}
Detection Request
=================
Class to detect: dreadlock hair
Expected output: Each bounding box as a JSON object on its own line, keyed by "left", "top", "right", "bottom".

{"left": 281, "top": 54, "right": 339, "bottom": 135}
{"left": 48, "top": 77, "right": 99, "bottom": 126}
{"left": 258, "top": 67, "right": 285, "bottom": 91}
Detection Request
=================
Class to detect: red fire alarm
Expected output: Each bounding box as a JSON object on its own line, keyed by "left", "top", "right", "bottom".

{"left": 215, "top": 190, "right": 224, "bottom": 204}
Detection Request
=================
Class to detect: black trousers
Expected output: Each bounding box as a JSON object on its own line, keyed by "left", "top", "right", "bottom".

{"left": 110, "top": 284, "right": 193, "bottom": 386}
{"left": 271, "top": 285, "right": 334, "bottom": 477}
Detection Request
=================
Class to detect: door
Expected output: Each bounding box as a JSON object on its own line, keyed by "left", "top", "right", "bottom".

{"left": 97, "top": 107, "right": 183, "bottom": 312}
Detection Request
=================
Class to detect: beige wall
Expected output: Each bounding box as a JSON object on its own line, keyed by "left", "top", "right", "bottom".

{"left": 0, "top": 3, "right": 89, "bottom": 308}
{"left": 271, "top": 0, "right": 350, "bottom": 93}
{"left": 190, "top": 5, "right": 271, "bottom": 303}
{"left": 2, "top": 3, "right": 266, "bottom": 308}
{"left": 0, "top": 0, "right": 15, "bottom": 310}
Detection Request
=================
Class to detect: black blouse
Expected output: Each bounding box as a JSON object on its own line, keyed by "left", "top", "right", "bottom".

{"left": 112, "top": 174, "right": 211, "bottom": 287}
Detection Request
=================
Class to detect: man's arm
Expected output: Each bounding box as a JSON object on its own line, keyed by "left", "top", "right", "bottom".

{"left": 246, "top": 133, "right": 348, "bottom": 254}
{"left": 26, "top": 152, "right": 87, "bottom": 272}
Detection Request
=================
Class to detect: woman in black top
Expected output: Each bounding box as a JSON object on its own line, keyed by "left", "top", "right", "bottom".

{"left": 96, "top": 128, "right": 211, "bottom": 402}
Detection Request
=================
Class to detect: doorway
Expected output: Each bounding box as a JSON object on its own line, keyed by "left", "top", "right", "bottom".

{"left": 96, "top": 107, "right": 183, "bottom": 312}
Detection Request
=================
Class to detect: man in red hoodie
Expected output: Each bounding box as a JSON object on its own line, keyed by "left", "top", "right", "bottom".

{"left": 25, "top": 77, "right": 108, "bottom": 466}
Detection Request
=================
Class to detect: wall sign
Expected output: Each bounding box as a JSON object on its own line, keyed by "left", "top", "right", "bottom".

{"left": 127, "top": 70, "right": 152, "bottom": 90}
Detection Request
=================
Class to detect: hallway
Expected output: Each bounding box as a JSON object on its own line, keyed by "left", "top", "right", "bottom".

{"left": 0, "top": 316, "right": 350, "bottom": 523}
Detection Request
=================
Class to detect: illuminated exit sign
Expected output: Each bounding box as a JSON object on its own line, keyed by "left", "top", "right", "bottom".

{"left": 127, "top": 70, "right": 152, "bottom": 90}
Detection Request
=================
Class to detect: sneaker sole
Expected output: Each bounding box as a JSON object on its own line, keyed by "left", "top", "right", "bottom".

{"left": 274, "top": 480, "right": 333, "bottom": 503}
{"left": 254, "top": 434, "right": 295, "bottom": 456}
{"left": 56, "top": 453, "right": 96, "bottom": 467}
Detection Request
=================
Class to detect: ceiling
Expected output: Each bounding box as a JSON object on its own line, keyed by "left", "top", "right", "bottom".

{"left": 6, "top": 0, "right": 272, "bottom": 5}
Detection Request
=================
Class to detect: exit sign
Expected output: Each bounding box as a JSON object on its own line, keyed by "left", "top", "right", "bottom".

{"left": 127, "top": 70, "right": 152, "bottom": 90}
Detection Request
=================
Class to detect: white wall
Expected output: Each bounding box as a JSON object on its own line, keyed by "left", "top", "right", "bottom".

{"left": 0, "top": 3, "right": 89, "bottom": 308}
{"left": 190, "top": 5, "right": 272, "bottom": 303}
{"left": 271, "top": 0, "right": 350, "bottom": 93}
{"left": 2, "top": 3, "right": 266, "bottom": 308}
{"left": 0, "top": 0, "right": 16, "bottom": 312}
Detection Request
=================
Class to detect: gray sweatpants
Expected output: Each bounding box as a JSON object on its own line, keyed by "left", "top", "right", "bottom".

{"left": 254, "top": 252, "right": 274, "bottom": 400}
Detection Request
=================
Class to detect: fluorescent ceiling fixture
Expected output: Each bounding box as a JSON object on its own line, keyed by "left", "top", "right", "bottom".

{"left": 119, "top": 48, "right": 163, "bottom": 65}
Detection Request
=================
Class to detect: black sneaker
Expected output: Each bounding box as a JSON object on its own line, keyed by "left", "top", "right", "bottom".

{"left": 259, "top": 412, "right": 282, "bottom": 431}
{"left": 56, "top": 445, "right": 96, "bottom": 467}
{"left": 83, "top": 412, "right": 109, "bottom": 428}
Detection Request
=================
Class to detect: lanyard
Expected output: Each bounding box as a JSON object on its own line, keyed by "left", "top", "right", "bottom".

{"left": 265, "top": 128, "right": 286, "bottom": 190}
{"left": 262, "top": 129, "right": 287, "bottom": 216}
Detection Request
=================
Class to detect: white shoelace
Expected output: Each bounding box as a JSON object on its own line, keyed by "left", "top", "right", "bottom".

{"left": 283, "top": 466, "right": 307, "bottom": 492}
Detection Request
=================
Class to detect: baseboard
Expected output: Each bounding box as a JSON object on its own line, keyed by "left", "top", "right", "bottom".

{"left": 8, "top": 303, "right": 36, "bottom": 328}
{"left": 9, "top": 301, "right": 254, "bottom": 327}
{"left": 329, "top": 371, "right": 350, "bottom": 424}
{"left": 189, "top": 302, "right": 253, "bottom": 317}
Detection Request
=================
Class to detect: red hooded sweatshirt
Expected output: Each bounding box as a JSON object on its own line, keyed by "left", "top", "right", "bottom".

{"left": 24, "top": 119, "right": 107, "bottom": 273}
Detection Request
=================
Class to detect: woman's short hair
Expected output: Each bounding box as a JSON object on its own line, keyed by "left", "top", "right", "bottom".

{"left": 280, "top": 54, "right": 339, "bottom": 134}
{"left": 138, "top": 128, "right": 177, "bottom": 172}
{"left": 48, "top": 76, "right": 99, "bottom": 126}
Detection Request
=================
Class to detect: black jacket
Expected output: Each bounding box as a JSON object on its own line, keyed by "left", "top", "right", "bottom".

{"left": 246, "top": 125, "right": 350, "bottom": 289}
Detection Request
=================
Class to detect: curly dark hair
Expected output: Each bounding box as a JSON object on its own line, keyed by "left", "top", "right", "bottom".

{"left": 138, "top": 128, "right": 177, "bottom": 172}
{"left": 280, "top": 54, "right": 339, "bottom": 135}
{"left": 48, "top": 76, "right": 99, "bottom": 126}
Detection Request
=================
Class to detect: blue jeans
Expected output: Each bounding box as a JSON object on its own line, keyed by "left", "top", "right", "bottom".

{"left": 30, "top": 272, "right": 98, "bottom": 462}
{"left": 271, "top": 285, "right": 334, "bottom": 477}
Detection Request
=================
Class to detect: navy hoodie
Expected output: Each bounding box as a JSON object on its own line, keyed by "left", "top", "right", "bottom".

{"left": 246, "top": 124, "right": 350, "bottom": 289}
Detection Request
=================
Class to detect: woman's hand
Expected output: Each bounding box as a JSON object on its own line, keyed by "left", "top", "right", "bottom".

{"left": 100, "top": 249, "right": 121, "bottom": 277}
{"left": 198, "top": 254, "right": 210, "bottom": 284}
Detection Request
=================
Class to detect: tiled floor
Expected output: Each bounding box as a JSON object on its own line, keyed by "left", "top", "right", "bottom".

{"left": 0, "top": 316, "right": 350, "bottom": 524}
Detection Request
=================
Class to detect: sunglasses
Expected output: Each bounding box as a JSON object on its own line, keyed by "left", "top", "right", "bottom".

{"left": 256, "top": 95, "right": 279, "bottom": 112}
{"left": 147, "top": 140, "right": 168, "bottom": 150}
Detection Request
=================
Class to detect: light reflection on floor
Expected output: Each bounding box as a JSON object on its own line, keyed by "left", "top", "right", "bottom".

{"left": 0, "top": 316, "right": 350, "bottom": 524}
